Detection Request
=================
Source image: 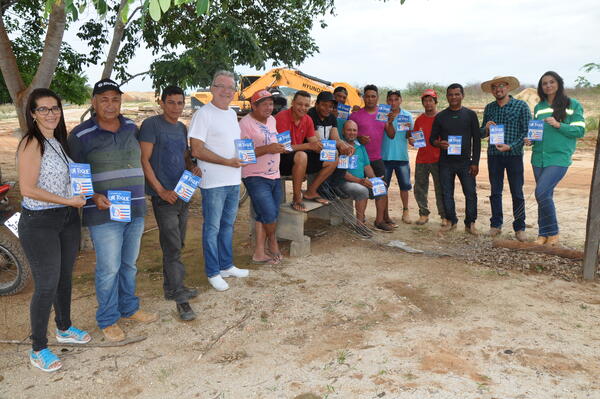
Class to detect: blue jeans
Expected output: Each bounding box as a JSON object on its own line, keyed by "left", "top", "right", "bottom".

{"left": 88, "top": 217, "right": 144, "bottom": 329}
{"left": 439, "top": 161, "right": 477, "bottom": 225}
{"left": 533, "top": 165, "right": 568, "bottom": 237}
{"left": 383, "top": 160, "right": 412, "bottom": 191}
{"left": 488, "top": 155, "right": 526, "bottom": 231}
{"left": 201, "top": 185, "right": 240, "bottom": 277}
{"left": 243, "top": 177, "right": 282, "bottom": 224}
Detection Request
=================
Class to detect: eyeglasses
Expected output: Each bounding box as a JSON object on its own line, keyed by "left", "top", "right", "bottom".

{"left": 34, "top": 106, "right": 61, "bottom": 115}
{"left": 213, "top": 84, "right": 236, "bottom": 92}
{"left": 491, "top": 83, "right": 507, "bottom": 90}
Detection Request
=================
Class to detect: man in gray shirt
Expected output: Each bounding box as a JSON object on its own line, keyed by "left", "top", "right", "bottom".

{"left": 139, "top": 86, "right": 201, "bottom": 320}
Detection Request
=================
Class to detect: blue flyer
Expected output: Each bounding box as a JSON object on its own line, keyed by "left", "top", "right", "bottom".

{"left": 235, "top": 139, "right": 257, "bottom": 164}
{"left": 448, "top": 135, "right": 462, "bottom": 155}
{"left": 396, "top": 114, "right": 411, "bottom": 132}
{"left": 174, "top": 170, "right": 201, "bottom": 203}
{"left": 108, "top": 190, "right": 131, "bottom": 223}
{"left": 337, "top": 104, "right": 351, "bottom": 120}
{"left": 370, "top": 177, "right": 387, "bottom": 196}
{"left": 320, "top": 140, "right": 337, "bottom": 161}
{"left": 412, "top": 130, "right": 426, "bottom": 148}
{"left": 528, "top": 120, "right": 544, "bottom": 141}
{"left": 69, "top": 163, "right": 94, "bottom": 198}
{"left": 489, "top": 124, "right": 505, "bottom": 145}
{"left": 337, "top": 155, "right": 358, "bottom": 169}
{"left": 376, "top": 104, "right": 391, "bottom": 122}
{"left": 276, "top": 130, "right": 293, "bottom": 152}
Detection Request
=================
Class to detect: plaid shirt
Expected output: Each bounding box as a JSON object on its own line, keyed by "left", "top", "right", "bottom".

{"left": 480, "top": 96, "right": 531, "bottom": 156}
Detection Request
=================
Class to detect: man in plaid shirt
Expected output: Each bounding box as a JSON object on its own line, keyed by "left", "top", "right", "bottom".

{"left": 480, "top": 76, "right": 531, "bottom": 241}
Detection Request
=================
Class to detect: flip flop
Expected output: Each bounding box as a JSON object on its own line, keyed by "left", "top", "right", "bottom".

{"left": 252, "top": 257, "right": 274, "bottom": 264}
{"left": 302, "top": 194, "right": 330, "bottom": 205}
{"left": 290, "top": 201, "right": 308, "bottom": 212}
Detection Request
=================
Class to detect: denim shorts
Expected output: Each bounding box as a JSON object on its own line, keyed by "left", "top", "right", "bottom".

{"left": 243, "top": 176, "right": 282, "bottom": 224}
{"left": 383, "top": 160, "right": 412, "bottom": 191}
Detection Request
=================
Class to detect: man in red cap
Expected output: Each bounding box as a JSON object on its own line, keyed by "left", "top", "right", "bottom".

{"left": 239, "top": 90, "right": 286, "bottom": 264}
{"left": 412, "top": 89, "right": 448, "bottom": 226}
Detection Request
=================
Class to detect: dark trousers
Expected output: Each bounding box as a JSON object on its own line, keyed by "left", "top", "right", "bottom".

{"left": 18, "top": 207, "right": 81, "bottom": 351}
{"left": 151, "top": 197, "right": 190, "bottom": 304}
{"left": 414, "top": 162, "right": 446, "bottom": 218}
{"left": 488, "top": 155, "right": 525, "bottom": 231}
{"left": 439, "top": 161, "right": 477, "bottom": 226}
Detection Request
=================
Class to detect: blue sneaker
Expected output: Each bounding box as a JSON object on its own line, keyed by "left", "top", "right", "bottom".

{"left": 56, "top": 326, "right": 91, "bottom": 344}
{"left": 30, "top": 348, "right": 62, "bottom": 372}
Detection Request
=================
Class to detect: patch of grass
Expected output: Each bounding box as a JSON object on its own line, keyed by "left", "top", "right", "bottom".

{"left": 337, "top": 349, "right": 351, "bottom": 364}
{"left": 586, "top": 116, "right": 599, "bottom": 133}
{"left": 156, "top": 367, "right": 173, "bottom": 383}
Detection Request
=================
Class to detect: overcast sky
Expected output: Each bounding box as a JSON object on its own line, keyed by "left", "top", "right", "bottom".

{"left": 71, "top": 0, "right": 600, "bottom": 92}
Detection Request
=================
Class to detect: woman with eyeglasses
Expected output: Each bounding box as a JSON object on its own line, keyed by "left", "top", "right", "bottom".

{"left": 524, "top": 71, "right": 586, "bottom": 246}
{"left": 17, "top": 88, "right": 91, "bottom": 372}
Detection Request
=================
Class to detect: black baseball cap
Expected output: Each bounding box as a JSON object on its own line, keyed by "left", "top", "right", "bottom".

{"left": 316, "top": 91, "right": 335, "bottom": 103}
{"left": 92, "top": 78, "right": 123, "bottom": 96}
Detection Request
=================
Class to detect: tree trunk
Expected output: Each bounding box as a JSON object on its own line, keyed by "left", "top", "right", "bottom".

{"left": 101, "top": 0, "right": 128, "bottom": 79}
{"left": 0, "top": 1, "right": 66, "bottom": 134}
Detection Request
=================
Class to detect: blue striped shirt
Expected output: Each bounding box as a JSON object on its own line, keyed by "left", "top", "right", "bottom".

{"left": 68, "top": 115, "right": 146, "bottom": 226}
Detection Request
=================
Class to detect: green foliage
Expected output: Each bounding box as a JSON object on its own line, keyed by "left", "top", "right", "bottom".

{"left": 141, "top": 0, "right": 335, "bottom": 91}
{"left": 404, "top": 81, "right": 446, "bottom": 96}
{"left": 0, "top": 1, "right": 91, "bottom": 104}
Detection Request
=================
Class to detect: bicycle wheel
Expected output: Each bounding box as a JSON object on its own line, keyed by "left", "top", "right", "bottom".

{"left": 0, "top": 229, "right": 31, "bottom": 296}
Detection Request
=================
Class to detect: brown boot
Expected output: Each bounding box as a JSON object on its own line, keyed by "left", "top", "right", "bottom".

{"left": 123, "top": 310, "right": 158, "bottom": 323}
{"left": 465, "top": 223, "right": 479, "bottom": 236}
{"left": 102, "top": 324, "right": 125, "bottom": 342}
{"left": 439, "top": 222, "right": 457, "bottom": 233}
{"left": 441, "top": 218, "right": 450, "bottom": 227}
{"left": 489, "top": 227, "right": 501, "bottom": 237}
{"left": 515, "top": 230, "right": 527, "bottom": 242}
{"left": 545, "top": 235, "right": 560, "bottom": 246}
{"left": 415, "top": 215, "right": 429, "bottom": 225}
{"left": 533, "top": 236, "right": 547, "bottom": 245}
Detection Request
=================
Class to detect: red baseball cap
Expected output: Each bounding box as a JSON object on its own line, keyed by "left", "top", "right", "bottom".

{"left": 421, "top": 89, "right": 438, "bottom": 99}
{"left": 251, "top": 89, "right": 273, "bottom": 104}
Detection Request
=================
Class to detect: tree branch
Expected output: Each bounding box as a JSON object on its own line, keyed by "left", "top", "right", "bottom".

{"left": 30, "top": 0, "right": 66, "bottom": 89}
{"left": 125, "top": 5, "right": 142, "bottom": 30}
{"left": 101, "top": 0, "right": 128, "bottom": 79}
{"left": 0, "top": 11, "right": 25, "bottom": 102}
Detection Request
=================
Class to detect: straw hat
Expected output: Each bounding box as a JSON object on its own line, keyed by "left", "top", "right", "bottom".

{"left": 481, "top": 76, "right": 520, "bottom": 93}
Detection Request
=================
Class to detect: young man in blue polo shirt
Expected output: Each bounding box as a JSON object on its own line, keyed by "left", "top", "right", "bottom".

{"left": 140, "top": 86, "right": 201, "bottom": 321}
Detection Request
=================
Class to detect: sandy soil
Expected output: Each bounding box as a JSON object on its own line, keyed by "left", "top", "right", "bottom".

{"left": 0, "top": 109, "right": 599, "bottom": 399}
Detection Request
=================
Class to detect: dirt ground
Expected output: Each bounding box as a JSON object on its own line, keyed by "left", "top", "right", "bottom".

{"left": 1, "top": 107, "right": 599, "bottom": 399}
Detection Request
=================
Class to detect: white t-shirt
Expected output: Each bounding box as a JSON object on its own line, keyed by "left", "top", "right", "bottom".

{"left": 188, "top": 102, "right": 242, "bottom": 189}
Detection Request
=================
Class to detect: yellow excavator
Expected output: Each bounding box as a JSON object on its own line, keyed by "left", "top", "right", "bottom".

{"left": 191, "top": 68, "right": 364, "bottom": 112}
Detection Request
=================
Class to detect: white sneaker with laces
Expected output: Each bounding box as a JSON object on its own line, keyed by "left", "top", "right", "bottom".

{"left": 220, "top": 266, "right": 249, "bottom": 278}
{"left": 208, "top": 275, "right": 230, "bottom": 291}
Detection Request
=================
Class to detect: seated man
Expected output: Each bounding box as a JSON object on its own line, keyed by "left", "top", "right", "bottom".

{"left": 275, "top": 90, "right": 337, "bottom": 212}
{"left": 338, "top": 120, "right": 391, "bottom": 233}
{"left": 307, "top": 91, "right": 354, "bottom": 199}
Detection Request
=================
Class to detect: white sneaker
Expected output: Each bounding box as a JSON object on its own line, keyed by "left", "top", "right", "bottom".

{"left": 208, "top": 275, "right": 229, "bottom": 291}
{"left": 220, "top": 266, "right": 249, "bottom": 278}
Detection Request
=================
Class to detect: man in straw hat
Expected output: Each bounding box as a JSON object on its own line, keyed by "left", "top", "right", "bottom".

{"left": 480, "top": 76, "right": 531, "bottom": 242}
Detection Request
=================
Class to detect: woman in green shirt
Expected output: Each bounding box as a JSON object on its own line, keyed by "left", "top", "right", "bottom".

{"left": 525, "top": 71, "right": 585, "bottom": 246}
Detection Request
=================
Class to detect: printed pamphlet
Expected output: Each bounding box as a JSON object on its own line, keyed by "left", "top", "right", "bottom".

{"left": 108, "top": 190, "right": 131, "bottom": 223}
{"left": 235, "top": 139, "right": 257, "bottom": 164}
{"left": 528, "top": 120, "right": 544, "bottom": 141}
{"left": 489, "top": 124, "right": 505, "bottom": 145}
{"left": 320, "top": 140, "right": 337, "bottom": 161}
{"left": 370, "top": 177, "right": 387, "bottom": 196}
{"left": 337, "top": 104, "right": 351, "bottom": 120}
{"left": 412, "top": 130, "right": 426, "bottom": 148}
{"left": 337, "top": 155, "right": 358, "bottom": 169}
{"left": 448, "top": 135, "right": 462, "bottom": 155}
{"left": 396, "top": 114, "right": 411, "bottom": 132}
{"left": 174, "top": 170, "right": 202, "bottom": 202}
{"left": 276, "top": 130, "right": 293, "bottom": 152}
{"left": 69, "top": 163, "right": 94, "bottom": 198}
{"left": 376, "top": 104, "right": 391, "bottom": 122}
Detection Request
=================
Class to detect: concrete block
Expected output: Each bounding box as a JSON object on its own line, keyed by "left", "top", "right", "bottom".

{"left": 290, "top": 235, "right": 311, "bottom": 257}
{"left": 276, "top": 205, "right": 307, "bottom": 242}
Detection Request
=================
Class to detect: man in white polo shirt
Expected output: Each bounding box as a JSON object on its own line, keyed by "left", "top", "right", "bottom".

{"left": 189, "top": 70, "right": 249, "bottom": 291}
